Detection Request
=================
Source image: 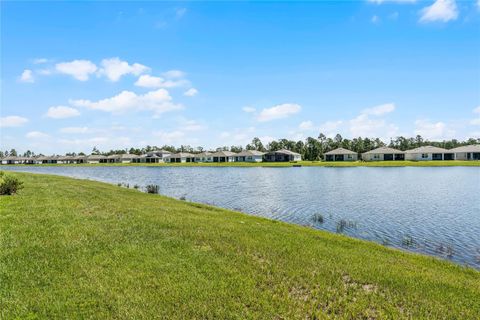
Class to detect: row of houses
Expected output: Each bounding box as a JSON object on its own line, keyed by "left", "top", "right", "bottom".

{"left": 0, "top": 149, "right": 302, "bottom": 165}
{"left": 1, "top": 145, "right": 478, "bottom": 165}
{"left": 324, "top": 145, "right": 480, "bottom": 161}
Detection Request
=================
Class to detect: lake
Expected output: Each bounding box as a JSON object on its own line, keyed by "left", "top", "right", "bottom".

{"left": 2, "top": 165, "right": 479, "bottom": 268}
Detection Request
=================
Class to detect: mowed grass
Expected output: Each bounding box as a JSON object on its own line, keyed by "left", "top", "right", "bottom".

{"left": 12, "top": 159, "right": 480, "bottom": 168}
{"left": 0, "top": 173, "right": 479, "bottom": 319}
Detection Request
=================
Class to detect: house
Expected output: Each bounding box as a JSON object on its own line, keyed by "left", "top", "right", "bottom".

{"left": 1, "top": 156, "right": 23, "bottom": 164}
{"left": 450, "top": 145, "right": 480, "bottom": 160}
{"left": 86, "top": 154, "right": 108, "bottom": 163}
{"left": 404, "top": 146, "right": 454, "bottom": 161}
{"left": 324, "top": 148, "right": 357, "bottom": 161}
{"left": 72, "top": 155, "right": 87, "bottom": 164}
{"left": 195, "top": 152, "right": 213, "bottom": 163}
{"left": 57, "top": 156, "right": 75, "bottom": 164}
{"left": 35, "top": 156, "right": 58, "bottom": 164}
{"left": 117, "top": 154, "right": 139, "bottom": 163}
{"left": 264, "top": 149, "right": 301, "bottom": 162}
{"left": 140, "top": 150, "right": 171, "bottom": 163}
{"left": 235, "top": 150, "right": 265, "bottom": 162}
{"left": 362, "top": 147, "right": 405, "bottom": 161}
{"left": 107, "top": 154, "right": 121, "bottom": 163}
{"left": 211, "top": 151, "right": 237, "bottom": 162}
{"left": 165, "top": 152, "right": 196, "bottom": 163}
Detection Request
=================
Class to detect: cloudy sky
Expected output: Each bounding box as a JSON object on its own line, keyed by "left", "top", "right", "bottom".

{"left": 1, "top": 0, "right": 479, "bottom": 154}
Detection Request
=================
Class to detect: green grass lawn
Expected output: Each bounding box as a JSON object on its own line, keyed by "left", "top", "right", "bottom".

{"left": 1, "top": 172, "right": 479, "bottom": 319}
{"left": 7, "top": 159, "right": 480, "bottom": 168}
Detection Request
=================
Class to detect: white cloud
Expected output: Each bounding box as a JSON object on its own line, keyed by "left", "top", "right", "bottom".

{"left": 419, "top": 0, "right": 458, "bottom": 23}
{"left": 71, "top": 89, "right": 182, "bottom": 116}
{"left": 362, "top": 102, "right": 395, "bottom": 116}
{"left": 257, "top": 103, "right": 301, "bottom": 122}
{"left": 135, "top": 74, "right": 189, "bottom": 88}
{"left": 181, "top": 119, "right": 207, "bottom": 131}
{"left": 471, "top": 106, "right": 480, "bottom": 126}
{"left": 152, "top": 130, "right": 186, "bottom": 144}
{"left": 99, "top": 57, "right": 149, "bottom": 82}
{"left": 59, "top": 127, "right": 90, "bottom": 134}
{"left": 367, "top": 0, "right": 416, "bottom": 3}
{"left": 46, "top": 106, "right": 81, "bottom": 119}
{"left": 319, "top": 120, "right": 344, "bottom": 137}
{"left": 348, "top": 103, "right": 398, "bottom": 138}
{"left": 242, "top": 106, "right": 256, "bottom": 113}
{"left": 414, "top": 119, "right": 455, "bottom": 140}
{"left": 19, "top": 69, "right": 34, "bottom": 83}
{"left": 299, "top": 121, "right": 314, "bottom": 130}
{"left": 371, "top": 15, "right": 380, "bottom": 23}
{"left": 0, "top": 116, "right": 29, "bottom": 128}
{"left": 184, "top": 88, "right": 198, "bottom": 97}
{"left": 26, "top": 131, "right": 50, "bottom": 139}
{"left": 33, "top": 58, "right": 48, "bottom": 64}
{"left": 473, "top": 106, "right": 480, "bottom": 114}
{"left": 176, "top": 8, "right": 187, "bottom": 19}
{"left": 163, "top": 70, "right": 186, "bottom": 79}
{"left": 58, "top": 136, "right": 109, "bottom": 146}
{"left": 55, "top": 60, "right": 98, "bottom": 81}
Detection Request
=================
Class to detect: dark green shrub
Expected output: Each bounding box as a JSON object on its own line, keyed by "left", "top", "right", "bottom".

{"left": 146, "top": 184, "right": 159, "bottom": 194}
{"left": 0, "top": 175, "right": 24, "bottom": 195}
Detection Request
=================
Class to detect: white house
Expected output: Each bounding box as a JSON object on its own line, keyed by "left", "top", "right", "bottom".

{"left": 450, "top": 145, "right": 480, "bottom": 161}
{"left": 324, "top": 148, "right": 357, "bottom": 161}
{"left": 264, "top": 149, "right": 301, "bottom": 162}
{"left": 195, "top": 152, "right": 213, "bottom": 163}
{"left": 234, "top": 150, "right": 265, "bottom": 162}
{"left": 86, "top": 154, "right": 108, "bottom": 163}
{"left": 404, "top": 146, "right": 454, "bottom": 161}
{"left": 211, "top": 151, "right": 237, "bottom": 162}
{"left": 165, "top": 152, "right": 196, "bottom": 163}
{"left": 362, "top": 147, "right": 405, "bottom": 161}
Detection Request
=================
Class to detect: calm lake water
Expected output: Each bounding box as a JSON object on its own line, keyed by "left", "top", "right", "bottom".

{"left": 3, "top": 166, "right": 480, "bottom": 268}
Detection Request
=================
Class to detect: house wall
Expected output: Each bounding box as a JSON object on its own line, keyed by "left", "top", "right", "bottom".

{"left": 405, "top": 153, "right": 432, "bottom": 161}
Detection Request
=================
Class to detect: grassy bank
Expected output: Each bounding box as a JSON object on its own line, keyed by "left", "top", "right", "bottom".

{"left": 1, "top": 172, "right": 479, "bottom": 319}
{"left": 3, "top": 160, "right": 480, "bottom": 168}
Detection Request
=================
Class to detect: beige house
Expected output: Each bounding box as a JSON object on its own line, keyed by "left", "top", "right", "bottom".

{"left": 450, "top": 145, "right": 480, "bottom": 160}
{"left": 362, "top": 147, "right": 405, "bottom": 161}
{"left": 195, "top": 152, "right": 213, "bottom": 163}
{"left": 404, "top": 146, "right": 454, "bottom": 161}
{"left": 264, "top": 149, "right": 301, "bottom": 162}
{"left": 211, "top": 151, "right": 237, "bottom": 162}
{"left": 324, "top": 148, "right": 357, "bottom": 161}
{"left": 86, "top": 154, "right": 108, "bottom": 163}
{"left": 165, "top": 152, "right": 196, "bottom": 163}
{"left": 235, "top": 150, "right": 265, "bottom": 162}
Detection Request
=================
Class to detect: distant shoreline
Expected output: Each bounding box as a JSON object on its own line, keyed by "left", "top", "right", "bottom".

{"left": 1, "top": 160, "right": 480, "bottom": 168}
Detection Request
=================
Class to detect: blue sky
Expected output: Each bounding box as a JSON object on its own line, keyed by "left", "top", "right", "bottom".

{"left": 1, "top": 0, "right": 479, "bottom": 154}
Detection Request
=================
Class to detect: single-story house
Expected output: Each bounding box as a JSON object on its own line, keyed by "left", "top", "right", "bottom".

{"left": 143, "top": 150, "right": 171, "bottom": 163}
{"left": 404, "top": 146, "right": 454, "bottom": 161}
{"left": 450, "top": 145, "right": 480, "bottom": 160}
{"left": 71, "top": 155, "right": 87, "bottom": 164}
{"left": 324, "top": 148, "right": 357, "bottom": 161}
{"left": 264, "top": 149, "right": 301, "bottom": 162}
{"left": 165, "top": 152, "right": 196, "bottom": 163}
{"left": 117, "top": 154, "right": 139, "bottom": 163}
{"left": 235, "top": 150, "right": 265, "bottom": 162}
{"left": 195, "top": 152, "right": 213, "bottom": 163}
{"left": 1, "top": 156, "right": 23, "bottom": 164}
{"left": 211, "top": 151, "right": 237, "bottom": 162}
{"left": 35, "top": 156, "right": 58, "bottom": 164}
{"left": 362, "top": 147, "right": 405, "bottom": 161}
{"left": 57, "top": 156, "right": 75, "bottom": 164}
{"left": 86, "top": 154, "right": 108, "bottom": 163}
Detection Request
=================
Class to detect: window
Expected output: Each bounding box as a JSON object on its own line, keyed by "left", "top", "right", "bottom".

{"left": 422, "top": 154, "right": 428, "bottom": 159}
{"left": 373, "top": 154, "right": 379, "bottom": 159}
{"left": 347, "top": 155, "right": 352, "bottom": 159}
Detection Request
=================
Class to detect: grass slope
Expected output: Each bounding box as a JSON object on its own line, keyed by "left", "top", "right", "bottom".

{"left": 8, "top": 160, "right": 480, "bottom": 168}
{"left": 1, "top": 172, "right": 479, "bottom": 319}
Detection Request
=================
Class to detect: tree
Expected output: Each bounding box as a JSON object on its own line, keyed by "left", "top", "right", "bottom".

{"left": 9, "top": 149, "right": 17, "bottom": 156}
{"left": 250, "top": 137, "right": 265, "bottom": 151}
{"left": 91, "top": 147, "right": 100, "bottom": 155}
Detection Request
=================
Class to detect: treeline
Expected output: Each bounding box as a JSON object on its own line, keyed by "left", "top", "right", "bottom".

{"left": 2, "top": 134, "right": 478, "bottom": 161}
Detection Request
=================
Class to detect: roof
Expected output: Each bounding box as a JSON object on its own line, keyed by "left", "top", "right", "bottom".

{"left": 266, "top": 149, "right": 301, "bottom": 156}
{"left": 211, "top": 150, "right": 237, "bottom": 157}
{"left": 195, "top": 152, "right": 213, "bottom": 157}
{"left": 147, "top": 150, "right": 171, "bottom": 155}
{"left": 363, "top": 147, "right": 404, "bottom": 155}
{"left": 405, "top": 146, "right": 449, "bottom": 154}
{"left": 236, "top": 150, "right": 265, "bottom": 156}
{"left": 87, "top": 154, "right": 107, "bottom": 160}
{"left": 58, "top": 156, "right": 75, "bottom": 160}
{"left": 449, "top": 145, "right": 480, "bottom": 153}
{"left": 119, "top": 154, "right": 139, "bottom": 159}
{"left": 325, "top": 148, "right": 357, "bottom": 155}
{"left": 107, "top": 154, "right": 121, "bottom": 159}
{"left": 167, "top": 152, "right": 195, "bottom": 158}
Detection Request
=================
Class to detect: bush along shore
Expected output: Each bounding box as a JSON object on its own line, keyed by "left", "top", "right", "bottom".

{"left": 1, "top": 172, "right": 479, "bottom": 319}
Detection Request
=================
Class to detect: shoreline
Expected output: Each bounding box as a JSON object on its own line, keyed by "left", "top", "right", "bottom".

{"left": 1, "top": 160, "right": 480, "bottom": 168}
